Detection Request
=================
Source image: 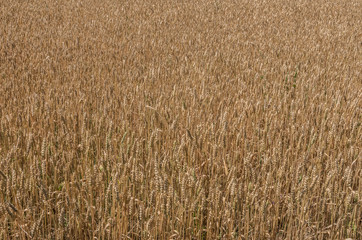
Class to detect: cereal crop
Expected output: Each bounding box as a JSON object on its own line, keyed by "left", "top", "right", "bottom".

{"left": 0, "top": 0, "right": 361, "bottom": 239}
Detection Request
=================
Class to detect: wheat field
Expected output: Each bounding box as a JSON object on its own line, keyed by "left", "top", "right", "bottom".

{"left": 0, "top": 0, "right": 361, "bottom": 239}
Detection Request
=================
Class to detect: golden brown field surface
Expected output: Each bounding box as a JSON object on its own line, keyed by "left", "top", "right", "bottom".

{"left": 0, "top": 0, "right": 361, "bottom": 239}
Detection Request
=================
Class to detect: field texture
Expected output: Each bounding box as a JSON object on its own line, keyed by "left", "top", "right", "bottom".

{"left": 0, "top": 0, "right": 361, "bottom": 239}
